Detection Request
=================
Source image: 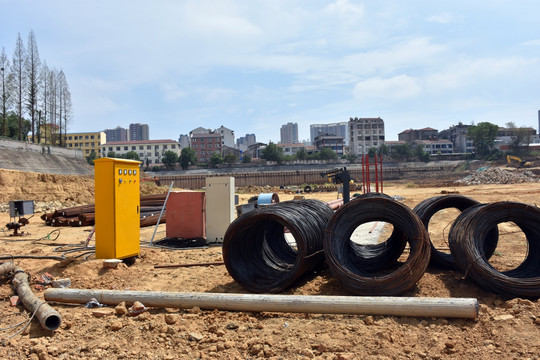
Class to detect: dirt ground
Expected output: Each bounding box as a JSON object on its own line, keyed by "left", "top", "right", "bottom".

{"left": 0, "top": 168, "right": 539, "bottom": 360}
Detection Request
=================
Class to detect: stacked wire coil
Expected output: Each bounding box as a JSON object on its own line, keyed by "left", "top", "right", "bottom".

{"left": 324, "top": 196, "right": 431, "bottom": 296}
{"left": 413, "top": 195, "right": 498, "bottom": 269}
{"left": 448, "top": 201, "right": 540, "bottom": 298}
{"left": 222, "top": 199, "right": 333, "bottom": 293}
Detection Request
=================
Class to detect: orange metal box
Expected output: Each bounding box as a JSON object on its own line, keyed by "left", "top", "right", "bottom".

{"left": 166, "top": 191, "right": 206, "bottom": 239}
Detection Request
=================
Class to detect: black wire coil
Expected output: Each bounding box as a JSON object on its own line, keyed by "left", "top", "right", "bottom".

{"left": 448, "top": 201, "right": 540, "bottom": 299}
{"left": 222, "top": 199, "right": 334, "bottom": 293}
{"left": 324, "top": 196, "right": 431, "bottom": 296}
{"left": 348, "top": 193, "right": 407, "bottom": 272}
{"left": 413, "top": 195, "right": 498, "bottom": 269}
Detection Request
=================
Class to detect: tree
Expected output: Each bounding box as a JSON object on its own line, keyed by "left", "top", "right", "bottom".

{"left": 368, "top": 147, "right": 377, "bottom": 157}
{"left": 261, "top": 142, "right": 283, "bottom": 163}
{"left": 107, "top": 151, "right": 116, "bottom": 158}
{"left": 318, "top": 147, "right": 338, "bottom": 160}
{"left": 242, "top": 153, "right": 252, "bottom": 163}
{"left": 378, "top": 144, "right": 389, "bottom": 156}
{"left": 467, "top": 122, "right": 499, "bottom": 158}
{"left": 224, "top": 153, "right": 237, "bottom": 166}
{"left": 179, "top": 147, "right": 197, "bottom": 170}
{"left": 209, "top": 152, "right": 223, "bottom": 167}
{"left": 25, "top": 30, "right": 40, "bottom": 143}
{"left": 391, "top": 143, "right": 412, "bottom": 161}
{"left": 11, "top": 33, "right": 26, "bottom": 141}
{"left": 86, "top": 150, "right": 97, "bottom": 165}
{"left": 295, "top": 147, "right": 307, "bottom": 160}
{"left": 162, "top": 150, "right": 178, "bottom": 170}
{"left": 506, "top": 122, "right": 532, "bottom": 155}
{"left": 4, "top": 111, "right": 30, "bottom": 140}
{"left": 1, "top": 47, "right": 13, "bottom": 137}
{"left": 124, "top": 151, "right": 140, "bottom": 161}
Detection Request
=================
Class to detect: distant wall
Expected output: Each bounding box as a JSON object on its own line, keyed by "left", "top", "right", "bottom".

{"left": 0, "top": 138, "right": 92, "bottom": 175}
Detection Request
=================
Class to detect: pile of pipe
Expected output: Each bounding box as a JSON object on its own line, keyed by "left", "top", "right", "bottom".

{"left": 223, "top": 194, "right": 540, "bottom": 299}
{"left": 40, "top": 194, "right": 168, "bottom": 227}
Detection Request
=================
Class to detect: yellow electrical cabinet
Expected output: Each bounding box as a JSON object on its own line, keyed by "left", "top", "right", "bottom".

{"left": 94, "top": 157, "right": 141, "bottom": 259}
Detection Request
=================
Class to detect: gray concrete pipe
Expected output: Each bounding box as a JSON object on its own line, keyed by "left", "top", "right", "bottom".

{"left": 0, "top": 262, "right": 62, "bottom": 331}
{"left": 44, "top": 288, "right": 479, "bottom": 319}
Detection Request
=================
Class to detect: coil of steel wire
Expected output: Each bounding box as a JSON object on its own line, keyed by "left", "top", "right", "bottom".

{"left": 324, "top": 196, "right": 431, "bottom": 296}
{"left": 223, "top": 199, "right": 334, "bottom": 293}
{"left": 348, "top": 193, "right": 408, "bottom": 272}
{"left": 413, "top": 195, "right": 498, "bottom": 269}
{"left": 448, "top": 201, "right": 540, "bottom": 299}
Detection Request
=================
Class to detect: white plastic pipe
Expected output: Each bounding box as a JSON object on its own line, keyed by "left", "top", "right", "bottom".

{"left": 44, "top": 289, "right": 478, "bottom": 319}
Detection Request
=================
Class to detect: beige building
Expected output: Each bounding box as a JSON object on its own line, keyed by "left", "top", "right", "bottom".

{"left": 101, "top": 139, "right": 180, "bottom": 165}
{"left": 64, "top": 131, "right": 106, "bottom": 160}
{"left": 348, "top": 117, "right": 385, "bottom": 155}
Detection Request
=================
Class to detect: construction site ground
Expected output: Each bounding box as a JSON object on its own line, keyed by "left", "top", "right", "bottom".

{"left": 0, "top": 168, "right": 539, "bottom": 359}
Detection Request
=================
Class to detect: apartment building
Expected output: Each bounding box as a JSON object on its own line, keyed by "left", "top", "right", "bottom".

{"left": 64, "top": 131, "right": 106, "bottom": 160}
{"left": 348, "top": 117, "right": 385, "bottom": 155}
{"left": 314, "top": 134, "right": 345, "bottom": 156}
{"left": 101, "top": 139, "right": 180, "bottom": 165}
{"left": 190, "top": 133, "right": 223, "bottom": 163}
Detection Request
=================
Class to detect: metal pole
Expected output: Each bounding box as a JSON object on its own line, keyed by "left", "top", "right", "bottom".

{"left": 44, "top": 288, "right": 479, "bottom": 319}
{"left": 149, "top": 181, "right": 173, "bottom": 245}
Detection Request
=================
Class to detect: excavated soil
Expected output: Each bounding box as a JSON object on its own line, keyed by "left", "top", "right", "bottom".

{"left": 0, "top": 168, "right": 539, "bottom": 360}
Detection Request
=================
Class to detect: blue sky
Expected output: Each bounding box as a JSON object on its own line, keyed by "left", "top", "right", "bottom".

{"left": 1, "top": 0, "right": 540, "bottom": 144}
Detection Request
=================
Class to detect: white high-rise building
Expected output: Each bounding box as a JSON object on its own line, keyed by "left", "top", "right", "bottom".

{"left": 348, "top": 117, "right": 385, "bottom": 155}
{"left": 280, "top": 122, "right": 298, "bottom": 144}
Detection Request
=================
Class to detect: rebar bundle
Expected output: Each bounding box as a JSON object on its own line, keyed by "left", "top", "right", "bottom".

{"left": 413, "top": 195, "right": 498, "bottom": 269}
{"left": 324, "top": 196, "right": 431, "bottom": 296}
{"left": 448, "top": 201, "right": 540, "bottom": 298}
{"left": 222, "top": 199, "right": 333, "bottom": 293}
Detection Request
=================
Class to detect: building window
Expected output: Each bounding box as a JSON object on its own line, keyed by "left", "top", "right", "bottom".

{"left": 139, "top": 146, "right": 143, "bottom": 150}
{"left": 68, "top": 136, "right": 72, "bottom": 140}
{"left": 155, "top": 152, "right": 159, "bottom": 156}
{"left": 163, "top": 145, "right": 167, "bottom": 149}
{"left": 139, "top": 153, "right": 144, "bottom": 157}
{"left": 91, "top": 135, "right": 95, "bottom": 139}
{"left": 124, "top": 146, "right": 128, "bottom": 151}
{"left": 108, "top": 147, "right": 113, "bottom": 151}
{"left": 132, "top": 146, "right": 136, "bottom": 150}
{"left": 85, "top": 143, "right": 89, "bottom": 146}
{"left": 171, "top": 144, "right": 176, "bottom": 148}
{"left": 116, "top": 147, "right": 121, "bottom": 151}
{"left": 85, "top": 135, "right": 89, "bottom": 139}
{"left": 85, "top": 150, "right": 89, "bottom": 153}
{"left": 68, "top": 144, "right": 72, "bottom": 147}
{"left": 155, "top": 145, "right": 159, "bottom": 149}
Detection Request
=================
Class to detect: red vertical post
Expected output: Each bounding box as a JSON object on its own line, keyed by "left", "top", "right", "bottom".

{"left": 374, "top": 153, "right": 379, "bottom": 193}
{"left": 379, "top": 154, "right": 384, "bottom": 193}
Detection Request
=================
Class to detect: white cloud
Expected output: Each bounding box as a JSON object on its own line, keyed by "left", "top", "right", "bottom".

{"left": 160, "top": 82, "right": 186, "bottom": 101}
{"left": 426, "top": 12, "right": 455, "bottom": 24}
{"left": 353, "top": 74, "right": 421, "bottom": 100}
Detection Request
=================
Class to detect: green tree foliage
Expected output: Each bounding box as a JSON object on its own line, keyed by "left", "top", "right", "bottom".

{"left": 506, "top": 122, "right": 532, "bottom": 155}
{"left": 209, "top": 152, "right": 223, "bottom": 167}
{"left": 162, "top": 150, "right": 178, "bottom": 170}
{"left": 242, "top": 153, "right": 252, "bottom": 163}
{"left": 261, "top": 142, "right": 283, "bottom": 163}
{"left": 318, "top": 147, "right": 338, "bottom": 160}
{"left": 106, "top": 151, "right": 116, "bottom": 158}
{"left": 224, "top": 153, "right": 237, "bottom": 166}
{"left": 391, "top": 143, "right": 412, "bottom": 161}
{"left": 4, "top": 111, "right": 30, "bottom": 140}
{"left": 295, "top": 147, "right": 307, "bottom": 160}
{"left": 124, "top": 151, "right": 140, "bottom": 161}
{"left": 467, "top": 122, "right": 499, "bottom": 158}
{"left": 368, "top": 147, "right": 377, "bottom": 157}
{"left": 378, "top": 144, "right": 389, "bottom": 156}
{"left": 179, "top": 147, "right": 197, "bottom": 170}
{"left": 86, "top": 150, "right": 97, "bottom": 165}
{"left": 346, "top": 153, "right": 357, "bottom": 162}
